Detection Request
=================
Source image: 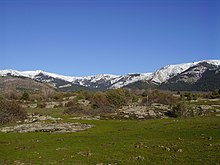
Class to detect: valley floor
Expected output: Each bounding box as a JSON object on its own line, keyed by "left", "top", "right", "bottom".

{"left": 0, "top": 116, "right": 220, "bottom": 164}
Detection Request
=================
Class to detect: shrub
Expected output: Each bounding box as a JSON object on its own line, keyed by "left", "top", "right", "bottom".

{"left": 21, "top": 92, "right": 29, "bottom": 100}
{"left": 183, "top": 92, "right": 198, "bottom": 101}
{"left": 64, "top": 104, "right": 114, "bottom": 116}
{"left": 0, "top": 95, "right": 4, "bottom": 101}
{"left": 90, "top": 106, "right": 115, "bottom": 115}
{"left": 166, "top": 102, "right": 188, "bottom": 118}
{"left": 106, "top": 89, "right": 129, "bottom": 107}
{"left": 91, "top": 92, "right": 110, "bottom": 108}
{"left": 63, "top": 104, "right": 88, "bottom": 115}
{"left": 37, "top": 102, "right": 46, "bottom": 108}
{"left": 142, "top": 90, "right": 179, "bottom": 106}
{"left": 65, "top": 100, "right": 77, "bottom": 107}
{"left": 0, "top": 100, "right": 27, "bottom": 124}
{"left": 210, "top": 90, "right": 220, "bottom": 99}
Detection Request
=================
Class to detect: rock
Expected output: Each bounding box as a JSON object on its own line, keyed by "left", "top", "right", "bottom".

{"left": 28, "top": 104, "right": 37, "bottom": 108}
{"left": 199, "top": 105, "right": 213, "bottom": 110}
{"left": 134, "top": 142, "right": 144, "bottom": 149}
{"left": 137, "top": 116, "right": 145, "bottom": 119}
{"left": 215, "top": 109, "right": 220, "bottom": 112}
{"left": 124, "top": 115, "right": 129, "bottom": 119}
{"left": 0, "top": 122, "right": 93, "bottom": 133}
{"left": 45, "top": 102, "right": 61, "bottom": 108}
{"left": 177, "top": 149, "right": 183, "bottom": 152}
{"left": 78, "top": 151, "right": 92, "bottom": 157}
{"left": 24, "top": 114, "right": 62, "bottom": 123}
{"left": 57, "top": 138, "right": 64, "bottom": 141}
{"left": 148, "top": 110, "right": 156, "bottom": 116}
{"left": 69, "top": 96, "right": 77, "bottom": 100}
{"left": 78, "top": 99, "right": 90, "bottom": 106}
{"left": 135, "top": 155, "right": 145, "bottom": 161}
{"left": 118, "top": 105, "right": 166, "bottom": 119}
{"left": 69, "top": 116, "right": 100, "bottom": 120}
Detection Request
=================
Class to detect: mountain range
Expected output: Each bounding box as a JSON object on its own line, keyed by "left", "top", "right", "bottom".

{"left": 0, "top": 60, "right": 220, "bottom": 91}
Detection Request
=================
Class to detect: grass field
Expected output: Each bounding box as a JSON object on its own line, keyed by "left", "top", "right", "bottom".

{"left": 0, "top": 115, "right": 220, "bottom": 164}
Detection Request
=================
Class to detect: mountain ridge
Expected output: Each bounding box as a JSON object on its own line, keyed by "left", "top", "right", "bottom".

{"left": 1, "top": 60, "right": 220, "bottom": 91}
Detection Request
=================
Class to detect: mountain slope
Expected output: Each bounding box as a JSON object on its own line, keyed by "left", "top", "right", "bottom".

{"left": 0, "top": 76, "right": 56, "bottom": 97}
{"left": 160, "top": 61, "right": 220, "bottom": 91}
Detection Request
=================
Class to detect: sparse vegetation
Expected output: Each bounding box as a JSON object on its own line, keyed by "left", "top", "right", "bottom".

{"left": 37, "top": 102, "right": 46, "bottom": 108}
{"left": 0, "top": 100, "right": 27, "bottom": 124}
{"left": 168, "top": 102, "right": 188, "bottom": 117}
{"left": 20, "top": 91, "right": 29, "bottom": 100}
{"left": 64, "top": 104, "right": 88, "bottom": 115}
{"left": 142, "top": 90, "right": 179, "bottom": 106}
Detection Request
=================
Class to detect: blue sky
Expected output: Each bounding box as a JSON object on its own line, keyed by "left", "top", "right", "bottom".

{"left": 0, "top": 0, "right": 219, "bottom": 76}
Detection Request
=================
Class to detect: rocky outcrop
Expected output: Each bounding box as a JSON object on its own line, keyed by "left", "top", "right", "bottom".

{"left": 118, "top": 104, "right": 170, "bottom": 119}
{"left": 21, "top": 114, "right": 62, "bottom": 123}
{"left": 69, "top": 116, "right": 100, "bottom": 120}
{"left": 0, "top": 122, "right": 93, "bottom": 133}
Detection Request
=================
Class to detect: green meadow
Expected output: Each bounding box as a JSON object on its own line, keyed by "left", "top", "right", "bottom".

{"left": 0, "top": 116, "right": 219, "bottom": 164}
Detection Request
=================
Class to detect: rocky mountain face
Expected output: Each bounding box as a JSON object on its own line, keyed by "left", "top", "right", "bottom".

{"left": 160, "top": 62, "right": 220, "bottom": 91}
{"left": 0, "top": 60, "right": 219, "bottom": 91}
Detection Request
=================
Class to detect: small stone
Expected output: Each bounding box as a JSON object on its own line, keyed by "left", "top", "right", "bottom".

{"left": 57, "top": 138, "right": 64, "bottom": 141}
{"left": 124, "top": 115, "right": 129, "bottom": 118}
{"left": 78, "top": 151, "right": 92, "bottom": 157}
{"left": 135, "top": 155, "right": 145, "bottom": 161}
{"left": 177, "top": 149, "right": 183, "bottom": 152}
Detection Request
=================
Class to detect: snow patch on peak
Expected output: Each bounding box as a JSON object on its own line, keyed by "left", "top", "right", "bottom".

{"left": 202, "top": 60, "right": 220, "bottom": 66}
{"left": 111, "top": 72, "right": 153, "bottom": 89}
{"left": 0, "top": 69, "right": 25, "bottom": 77}
{"left": 151, "top": 62, "right": 198, "bottom": 84}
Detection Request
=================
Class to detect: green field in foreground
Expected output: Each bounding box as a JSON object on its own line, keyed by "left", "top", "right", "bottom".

{"left": 0, "top": 116, "right": 220, "bottom": 165}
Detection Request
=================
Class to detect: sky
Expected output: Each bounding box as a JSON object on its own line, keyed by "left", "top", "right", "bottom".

{"left": 0, "top": 0, "right": 220, "bottom": 76}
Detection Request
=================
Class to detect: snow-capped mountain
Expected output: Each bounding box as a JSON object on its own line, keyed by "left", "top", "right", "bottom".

{"left": 149, "top": 60, "right": 220, "bottom": 83}
{"left": 0, "top": 60, "right": 220, "bottom": 91}
{"left": 0, "top": 69, "right": 153, "bottom": 90}
{"left": 160, "top": 61, "right": 220, "bottom": 91}
{"left": 151, "top": 62, "right": 198, "bottom": 84}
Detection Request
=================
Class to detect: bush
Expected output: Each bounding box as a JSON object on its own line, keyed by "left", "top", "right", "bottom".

{"left": 37, "top": 102, "right": 46, "bottom": 108}
{"left": 63, "top": 104, "right": 88, "bottom": 115}
{"left": 106, "top": 89, "right": 129, "bottom": 107}
{"left": 65, "top": 100, "right": 77, "bottom": 107}
{"left": 166, "top": 102, "right": 188, "bottom": 118}
{"left": 91, "top": 92, "right": 110, "bottom": 108}
{"left": 142, "top": 90, "right": 179, "bottom": 106}
{"left": 0, "top": 95, "right": 4, "bottom": 101}
{"left": 89, "top": 106, "right": 115, "bottom": 116}
{"left": 21, "top": 92, "right": 29, "bottom": 100}
{"left": 0, "top": 100, "right": 27, "bottom": 124}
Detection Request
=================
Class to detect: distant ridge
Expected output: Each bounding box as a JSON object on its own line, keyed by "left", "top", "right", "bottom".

{"left": 1, "top": 60, "right": 220, "bottom": 91}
